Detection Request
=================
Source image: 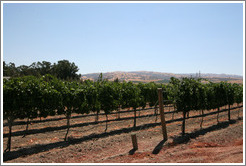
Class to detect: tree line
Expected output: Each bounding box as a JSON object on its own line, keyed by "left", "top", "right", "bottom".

{"left": 3, "top": 60, "right": 81, "bottom": 80}
{"left": 3, "top": 75, "right": 243, "bottom": 152}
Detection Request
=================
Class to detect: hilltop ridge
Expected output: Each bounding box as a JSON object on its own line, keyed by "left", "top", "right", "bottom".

{"left": 81, "top": 71, "right": 243, "bottom": 83}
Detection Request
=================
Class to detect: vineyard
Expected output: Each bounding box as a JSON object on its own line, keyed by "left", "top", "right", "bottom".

{"left": 3, "top": 75, "right": 243, "bottom": 162}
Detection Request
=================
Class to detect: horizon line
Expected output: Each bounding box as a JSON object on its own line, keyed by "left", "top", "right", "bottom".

{"left": 81, "top": 70, "right": 243, "bottom": 77}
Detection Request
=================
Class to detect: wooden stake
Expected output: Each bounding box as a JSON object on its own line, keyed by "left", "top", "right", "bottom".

{"left": 228, "top": 104, "right": 231, "bottom": 121}
{"left": 95, "top": 111, "right": 99, "bottom": 122}
{"left": 131, "top": 133, "right": 138, "bottom": 150}
{"left": 158, "top": 88, "right": 168, "bottom": 141}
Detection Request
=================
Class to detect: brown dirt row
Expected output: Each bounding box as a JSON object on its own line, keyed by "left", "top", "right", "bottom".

{"left": 3, "top": 104, "right": 243, "bottom": 163}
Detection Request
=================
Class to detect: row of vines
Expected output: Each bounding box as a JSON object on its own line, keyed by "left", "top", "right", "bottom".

{"left": 3, "top": 75, "right": 243, "bottom": 152}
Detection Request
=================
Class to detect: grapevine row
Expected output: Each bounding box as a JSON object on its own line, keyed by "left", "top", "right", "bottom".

{"left": 3, "top": 75, "right": 243, "bottom": 151}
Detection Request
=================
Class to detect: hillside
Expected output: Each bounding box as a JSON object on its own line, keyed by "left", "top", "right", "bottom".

{"left": 81, "top": 71, "right": 243, "bottom": 83}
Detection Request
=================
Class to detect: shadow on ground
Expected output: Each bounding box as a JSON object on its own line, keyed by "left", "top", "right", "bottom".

{"left": 151, "top": 120, "right": 237, "bottom": 155}
{"left": 3, "top": 122, "right": 162, "bottom": 161}
{"left": 5, "top": 106, "right": 241, "bottom": 138}
{"left": 3, "top": 110, "right": 240, "bottom": 161}
{"left": 172, "top": 120, "right": 236, "bottom": 145}
{"left": 3, "top": 113, "right": 159, "bottom": 138}
{"left": 152, "top": 139, "right": 167, "bottom": 154}
{"left": 3, "top": 107, "right": 157, "bottom": 127}
{"left": 129, "top": 148, "right": 138, "bottom": 155}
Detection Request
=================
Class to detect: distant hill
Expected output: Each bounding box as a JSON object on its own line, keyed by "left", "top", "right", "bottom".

{"left": 81, "top": 71, "right": 243, "bottom": 83}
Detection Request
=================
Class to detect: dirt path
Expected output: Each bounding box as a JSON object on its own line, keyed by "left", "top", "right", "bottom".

{"left": 3, "top": 105, "right": 243, "bottom": 163}
{"left": 102, "top": 120, "right": 243, "bottom": 163}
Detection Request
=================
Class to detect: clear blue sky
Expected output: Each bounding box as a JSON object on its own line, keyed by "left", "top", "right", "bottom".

{"left": 3, "top": 3, "right": 244, "bottom": 75}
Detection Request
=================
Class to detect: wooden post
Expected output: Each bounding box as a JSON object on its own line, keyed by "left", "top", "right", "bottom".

{"left": 182, "top": 111, "right": 186, "bottom": 136}
{"left": 228, "top": 104, "right": 231, "bottom": 121}
{"left": 95, "top": 111, "right": 99, "bottom": 122}
{"left": 131, "top": 133, "right": 138, "bottom": 150}
{"left": 117, "top": 109, "right": 120, "bottom": 119}
{"left": 158, "top": 88, "right": 168, "bottom": 141}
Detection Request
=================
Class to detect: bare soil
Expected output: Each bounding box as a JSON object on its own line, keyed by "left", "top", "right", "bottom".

{"left": 3, "top": 104, "right": 243, "bottom": 163}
